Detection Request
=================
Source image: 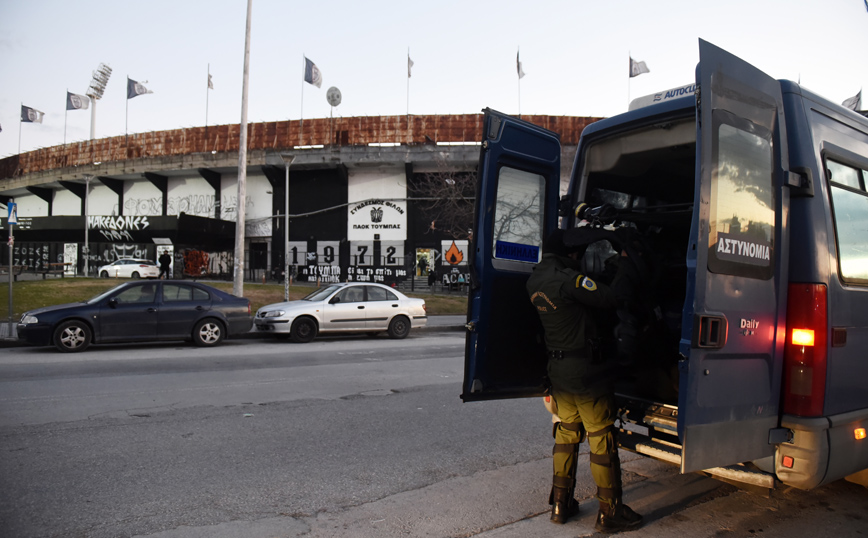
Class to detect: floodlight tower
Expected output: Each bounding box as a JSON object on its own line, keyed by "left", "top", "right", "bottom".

{"left": 86, "top": 63, "right": 113, "bottom": 140}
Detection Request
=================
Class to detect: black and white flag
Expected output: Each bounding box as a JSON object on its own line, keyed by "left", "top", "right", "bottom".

{"left": 21, "top": 105, "right": 44, "bottom": 123}
{"left": 66, "top": 91, "right": 90, "bottom": 110}
{"left": 127, "top": 78, "right": 154, "bottom": 99}
{"left": 304, "top": 57, "right": 322, "bottom": 88}
{"left": 629, "top": 57, "right": 650, "bottom": 78}
{"left": 516, "top": 51, "right": 526, "bottom": 79}
{"left": 842, "top": 90, "right": 862, "bottom": 111}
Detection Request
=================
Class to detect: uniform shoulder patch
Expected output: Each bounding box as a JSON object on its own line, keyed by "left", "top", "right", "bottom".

{"left": 576, "top": 275, "right": 597, "bottom": 291}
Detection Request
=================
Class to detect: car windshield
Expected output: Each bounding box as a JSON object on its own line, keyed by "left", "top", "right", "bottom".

{"left": 303, "top": 285, "right": 342, "bottom": 302}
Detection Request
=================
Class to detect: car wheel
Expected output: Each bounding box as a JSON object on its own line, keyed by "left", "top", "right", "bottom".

{"left": 291, "top": 317, "right": 317, "bottom": 343}
{"left": 387, "top": 316, "right": 411, "bottom": 339}
{"left": 100, "top": 270, "right": 109, "bottom": 278}
{"left": 53, "top": 320, "right": 92, "bottom": 353}
{"left": 131, "top": 271, "right": 140, "bottom": 279}
{"left": 193, "top": 319, "right": 224, "bottom": 346}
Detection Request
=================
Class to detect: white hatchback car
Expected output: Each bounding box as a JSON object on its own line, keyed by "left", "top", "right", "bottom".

{"left": 255, "top": 282, "right": 427, "bottom": 342}
{"left": 97, "top": 259, "right": 160, "bottom": 279}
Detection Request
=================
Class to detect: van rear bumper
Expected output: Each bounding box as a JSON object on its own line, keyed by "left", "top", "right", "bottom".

{"left": 777, "top": 408, "right": 868, "bottom": 489}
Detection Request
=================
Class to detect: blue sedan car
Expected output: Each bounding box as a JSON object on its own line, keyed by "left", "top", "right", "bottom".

{"left": 18, "top": 280, "right": 252, "bottom": 352}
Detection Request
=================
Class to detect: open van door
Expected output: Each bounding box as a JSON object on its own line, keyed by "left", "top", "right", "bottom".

{"left": 678, "top": 40, "right": 790, "bottom": 472}
{"left": 462, "top": 109, "right": 561, "bottom": 402}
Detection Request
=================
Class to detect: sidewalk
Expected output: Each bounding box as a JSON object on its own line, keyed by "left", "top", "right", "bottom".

{"left": 0, "top": 315, "right": 466, "bottom": 347}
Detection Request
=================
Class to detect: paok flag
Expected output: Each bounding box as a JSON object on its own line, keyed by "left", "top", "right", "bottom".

{"left": 127, "top": 78, "right": 154, "bottom": 99}
{"left": 304, "top": 57, "right": 322, "bottom": 88}
{"left": 842, "top": 90, "right": 862, "bottom": 111}
{"left": 66, "top": 91, "right": 90, "bottom": 110}
{"left": 208, "top": 73, "right": 214, "bottom": 90}
{"left": 516, "top": 51, "right": 525, "bottom": 79}
{"left": 630, "top": 57, "right": 650, "bottom": 78}
{"left": 408, "top": 55, "right": 414, "bottom": 78}
{"left": 21, "top": 105, "right": 44, "bottom": 123}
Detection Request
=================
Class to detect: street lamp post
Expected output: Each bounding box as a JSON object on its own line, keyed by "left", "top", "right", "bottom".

{"left": 280, "top": 154, "right": 295, "bottom": 301}
{"left": 83, "top": 174, "right": 92, "bottom": 277}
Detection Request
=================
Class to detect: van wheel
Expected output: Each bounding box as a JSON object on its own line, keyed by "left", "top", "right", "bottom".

{"left": 193, "top": 319, "right": 224, "bottom": 346}
{"left": 291, "top": 317, "right": 317, "bottom": 343}
{"left": 53, "top": 320, "right": 92, "bottom": 353}
{"left": 388, "top": 316, "right": 411, "bottom": 339}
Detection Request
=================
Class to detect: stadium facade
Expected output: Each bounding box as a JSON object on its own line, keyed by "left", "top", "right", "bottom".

{"left": 0, "top": 114, "right": 598, "bottom": 286}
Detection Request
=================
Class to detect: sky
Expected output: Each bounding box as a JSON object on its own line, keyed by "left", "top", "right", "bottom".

{"left": 1, "top": 0, "right": 866, "bottom": 158}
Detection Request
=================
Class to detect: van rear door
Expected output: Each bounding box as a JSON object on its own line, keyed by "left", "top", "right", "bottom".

{"left": 462, "top": 109, "right": 561, "bottom": 402}
{"left": 679, "top": 40, "right": 790, "bottom": 472}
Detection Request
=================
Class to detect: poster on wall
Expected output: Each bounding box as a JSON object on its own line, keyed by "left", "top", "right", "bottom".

{"left": 287, "top": 241, "right": 309, "bottom": 267}
{"left": 347, "top": 169, "right": 407, "bottom": 242}
{"left": 440, "top": 240, "right": 469, "bottom": 266}
{"left": 381, "top": 241, "right": 405, "bottom": 266}
{"left": 350, "top": 241, "right": 374, "bottom": 266}
{"left": 63, "top": 243, "right": 78, "bottom": 276}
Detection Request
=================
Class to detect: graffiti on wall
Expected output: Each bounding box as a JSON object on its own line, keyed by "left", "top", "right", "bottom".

{"left": 12, "top": 245, "right": 49, "bottom": 270}
{"left": 346, "top": 266, "right": 408, "bottom": 283}
{"left": 124, "top": 197, "right": 162, "bottom": 216}
{"left": 180, "top": 249, "right": 233, "bottom": 277}
{"left": 183, "top": 250, "right": 210, "bottom": 277}
{"left": 299, "top": 264, "right": 342, "bottom": 284}
{"left": 88, "top": 215, "right": 151, "bottom": 241}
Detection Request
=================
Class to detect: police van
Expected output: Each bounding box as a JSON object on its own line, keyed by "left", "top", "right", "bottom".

{"left": 462, "top": 40, "right": 868, "bottom": 491}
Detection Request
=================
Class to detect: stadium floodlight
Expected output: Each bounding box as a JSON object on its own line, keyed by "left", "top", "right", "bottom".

{"left": 86, "top": 63, "right": 112, "bottom": 139}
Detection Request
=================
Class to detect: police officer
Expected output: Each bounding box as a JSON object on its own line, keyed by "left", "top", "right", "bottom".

{"left": 526, "top": 228, "right": 643, "bottom": 533}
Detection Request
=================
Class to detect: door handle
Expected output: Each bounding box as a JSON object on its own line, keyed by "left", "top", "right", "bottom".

{"left": 695, "top": 314, "right": 727, "bottom": 348}
{"left": 196, "top": 305, "right": 205, "bottom": 310}
{"left": 147, "top": 308, "right": 157, "bottom": 313}
{"left": 357, "top": 305, "right": 365, "bottom": 309}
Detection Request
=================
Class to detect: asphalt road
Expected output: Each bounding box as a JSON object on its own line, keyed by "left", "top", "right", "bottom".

{"left": 0, "top": 332, "right": 866, "bottom": 538}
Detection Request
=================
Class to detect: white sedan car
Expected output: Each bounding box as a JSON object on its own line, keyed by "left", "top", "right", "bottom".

{"left": 255, "top": 282, "right": 427, "bottom": 342}
{"left": 97, "top": 259, "right": 160, "bottom": 279}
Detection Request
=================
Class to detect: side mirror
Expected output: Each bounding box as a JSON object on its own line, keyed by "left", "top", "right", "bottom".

{"left": 108, "top": 298, "right": 119, "bottom": 308}
{"left": 329, "top": 296, "right": 341, "bottom": 305}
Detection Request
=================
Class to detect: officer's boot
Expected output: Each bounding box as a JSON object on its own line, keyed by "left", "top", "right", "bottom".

{"left": 550, "top": 424, "right": 582, "bottom": 524}
{"left": 549, "top": 477, "right": 579, "bottom": 524}
{"left": 595, "top": 500, "right": 643, "bottom": 533}
{"left": 589, "top": 426, "right": 643, "bottom": 533}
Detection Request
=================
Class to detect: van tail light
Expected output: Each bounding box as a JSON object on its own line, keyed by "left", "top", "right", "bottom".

{"left": 783, "top": 283, "right": 827, "bottom": 417}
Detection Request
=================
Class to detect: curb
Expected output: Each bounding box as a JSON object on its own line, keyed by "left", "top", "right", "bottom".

{"left": 0, "top": 322, "right": 466, "bottom": 348}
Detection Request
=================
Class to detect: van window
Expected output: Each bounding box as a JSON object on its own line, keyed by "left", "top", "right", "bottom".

{"left": 708, "top": 113, "right": 775, "bottom": 279}
{"left": 827, "top": 160, "right": 868, "bottom": 283}
{"left": 492, "top": 166, "right": 545, "bottom": 263}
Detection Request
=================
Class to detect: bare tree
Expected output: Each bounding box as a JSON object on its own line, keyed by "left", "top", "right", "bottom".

{"left": 409, "top": 163, "right": 476, "bottom": 240}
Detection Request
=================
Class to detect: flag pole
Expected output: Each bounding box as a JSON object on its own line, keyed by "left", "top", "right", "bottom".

{"left": 300, "top": 55, "right": 305, "bottom": 146}
{"left": 627, "top": 52, "right": 631, "bottom": 111}
{"left": 64, "top": 89, "right": 68, "bottom": 145}
{"left": 517, "top": 47, "right": 521, "bottom": 118}
{"left": 18, "top": 103, "right": 22, "bottom": 155}
{"left": 125, "top": 76, "right": 129, "bottom": 142}
{"left": 406, "top": 47, "right": 411, "bottom": 143}
{"left": 205, "top": 64, "right": 210, "bottom": 131}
